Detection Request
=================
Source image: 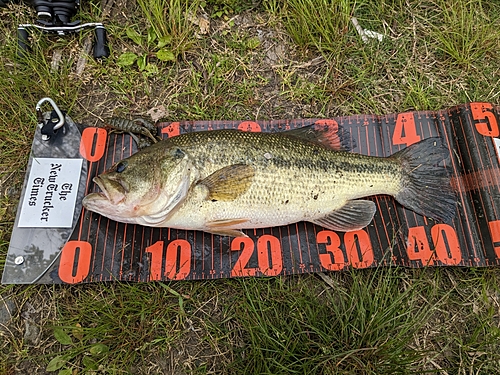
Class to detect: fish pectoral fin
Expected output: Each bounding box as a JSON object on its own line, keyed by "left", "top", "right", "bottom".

{"left": 311, "top": 200, "right": 376, "bottom": 232}
{"left": 199, "top": 164, "right": 255, "bottom": 201}
{"left": 205, "top": 218, "right": 250, "bottom": 237}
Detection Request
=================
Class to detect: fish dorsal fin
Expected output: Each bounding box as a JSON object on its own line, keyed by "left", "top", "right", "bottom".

{"left": 311, "top": 200, "right": 376, "bottom": 232}
{"left": 284, "top": 121, "right": 354, "bottom": 151}
{"left": 199, "top": 164, "right": 255, "bottom": 201}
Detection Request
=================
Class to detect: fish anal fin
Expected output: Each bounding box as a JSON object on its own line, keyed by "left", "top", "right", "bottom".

{"left": 200, "top": 164, "right": 255, "bottom": 201}
{"left": 311, "top": 200, "right": 376, "bottom": 232}
{"left": 207, "top": 229, "right": 248, "bottom": 237}
{"left": 205, "top": 218, "right": 250, "bottom": 237}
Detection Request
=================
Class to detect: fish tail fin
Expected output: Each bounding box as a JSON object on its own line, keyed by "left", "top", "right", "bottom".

{"left": 392, "top": 137, "right": 456, "bottom": 222}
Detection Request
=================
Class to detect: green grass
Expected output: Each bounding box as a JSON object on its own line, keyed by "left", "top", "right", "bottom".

{"left": 227, "top": 270, "right": 437, "bottom": 374}
{"left": 2, "top": 0, "right": 500, "bottom": 373}
{"left": 266, "top": 0, "right": 352, "bottom": 56}
{"left": 426, "top": 0, "right": 500, "bottom": 68}
{"left": 135, "top": 0, "right": 199, "bottom": 57}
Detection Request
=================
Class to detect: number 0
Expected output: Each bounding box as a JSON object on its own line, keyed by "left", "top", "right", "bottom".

{"left": 257, "top": 235, "right": 283, "bottom": 276}
{"left": 58, "top": 241, "right": 92, "bottom": 284}
{"left": 345, "top": 230, "right": 374, "bottom": 268}
{"left": 80, "top": 127, "right": 107, "bottom": 162}
{"left": 165, "top": 239, "right": 191, "bottom": 280}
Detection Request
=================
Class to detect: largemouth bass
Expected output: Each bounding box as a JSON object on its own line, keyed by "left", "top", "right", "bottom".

{"left": 82, "top": 125, "right": 456, "bottom": 237}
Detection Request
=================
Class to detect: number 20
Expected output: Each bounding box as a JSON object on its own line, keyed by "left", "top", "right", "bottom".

{"left": 231, "top": 235, "right": 283, "bottom": 277}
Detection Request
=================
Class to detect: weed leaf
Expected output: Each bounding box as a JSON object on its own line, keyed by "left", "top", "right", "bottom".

{"left": 157, "top": 35, "right": 172, "bottom": 49}
{"left": 145, "top": 63, "right": 159, "bottom": 75}
{"left": 126, "top": 28, "right": 143, "bottom": 46}
{"left": 89, "top": 343, "right": 109, "bottom": 355}
{"left": 57, "top": 370, "right": 72, "bottom": 375}
{"left": 148, "top": 27, "right": 157, "bottom": 45}
{"left": 46, "top": 356, "right": 66, "bottom": 371}
{"left": 156, "top": 49, "right": 176, "bottom": 62}
{"left": 72, "top": 323, "right": 84, "bottom": 340}
{"left": 137, "top": 55, "right": 147, "bottom": 71}
{"left": 82, "top": 355, "right": 98, "bottom": 370}
{"left": 53, "top": 327, "right": 73, "bottom": 345}
{"left": 117, "top": 52, "right": 138, "bottom": 67}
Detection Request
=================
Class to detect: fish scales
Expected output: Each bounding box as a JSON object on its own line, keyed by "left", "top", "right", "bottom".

{"left": 162, "top": 130, "right": 402, "bottom": 230}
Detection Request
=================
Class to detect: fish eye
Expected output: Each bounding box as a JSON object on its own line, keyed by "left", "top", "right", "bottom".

{"left": 173, "top": 148, "right": 185, "bottom": 158}
{"left": 116, "top": 161, "right": 128, "bottom": 173}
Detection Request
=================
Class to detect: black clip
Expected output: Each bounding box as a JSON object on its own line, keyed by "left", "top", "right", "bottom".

{"left": 36, "top": 98, "right": 66, "bottom": 141}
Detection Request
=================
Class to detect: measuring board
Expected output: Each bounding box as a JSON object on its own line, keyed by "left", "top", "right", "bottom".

{"left": 3, "top": 102, "right": 500, "bottom": 284}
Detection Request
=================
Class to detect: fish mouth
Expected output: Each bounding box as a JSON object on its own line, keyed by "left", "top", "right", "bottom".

{"left": 92, "top": 175, "right": 127, "bottom": 204}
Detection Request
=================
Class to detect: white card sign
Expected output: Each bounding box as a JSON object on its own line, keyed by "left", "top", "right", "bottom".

{"left": 18, "top": 158, "right": 83, "bottom": 228}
